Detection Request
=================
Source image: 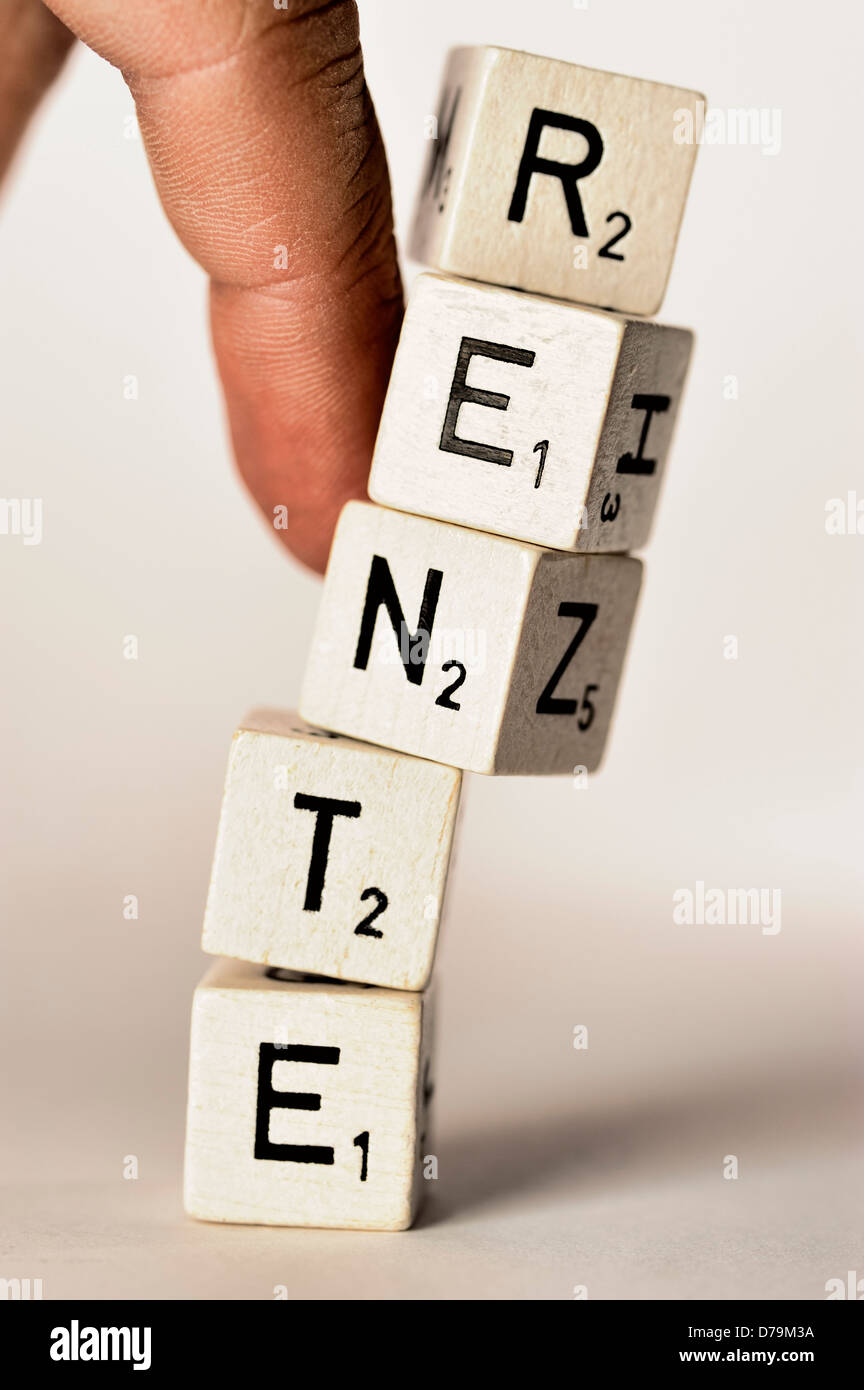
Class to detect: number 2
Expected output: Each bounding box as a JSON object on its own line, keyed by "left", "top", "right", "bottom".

{"left": 598, "top": 211, "right": 631, "bottom": 261}
{"left": 354, "top": 887, "right": 388, "bottom": 938}
{"left": 435, "top": 660, "right": 466, "bottom": 710}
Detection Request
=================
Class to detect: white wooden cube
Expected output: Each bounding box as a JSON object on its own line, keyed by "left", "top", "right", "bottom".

{"left": 201, "top": 710, "right": 460, "bottom": 991}
{"left": 369, "top": 272, "right": 692, "bottom": 552}
{"left": 411, "top": 46, "right": 704, "bottom": 316}
{"left": 184, "top": 960, "right": 434, "bottom": 1231}
{"left": 300, "top": 502, "right": 642, "bottom": 775}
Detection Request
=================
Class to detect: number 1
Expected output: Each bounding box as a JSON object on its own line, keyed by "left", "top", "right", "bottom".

{"left": 353, "top": 1131, "right": 369, "bottom": 1182}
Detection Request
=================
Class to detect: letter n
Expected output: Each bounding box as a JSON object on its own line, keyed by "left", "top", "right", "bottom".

{"left": 353, "top": 555, "right": 442, "bottom": 685}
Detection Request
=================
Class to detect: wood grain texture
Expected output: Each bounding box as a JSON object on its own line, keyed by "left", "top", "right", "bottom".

{"left": 184, "top": 960, "right": 434, "bottom": 1231}
{"left": 201, "top": 710, "right": 460, "bottom": 991}
{"left": 410, "top": 46, "right": 704, "bottom": 316}
{"left": 369, "top": 272, "right": 692, "bottom": 552}
{"left": 300, "top": 501, "right": 642, "bottom": 775}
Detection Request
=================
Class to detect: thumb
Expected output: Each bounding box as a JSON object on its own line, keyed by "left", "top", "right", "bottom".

{"left": 0, "top": 1, "right": 74, "bottom": 185}
{"left": 45, "top": 0, "right": 403, "bottom": 572}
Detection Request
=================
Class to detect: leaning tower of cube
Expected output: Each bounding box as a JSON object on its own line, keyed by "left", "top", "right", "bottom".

{"left": 183, "top": 47, "right": 704, "bottom": 1230}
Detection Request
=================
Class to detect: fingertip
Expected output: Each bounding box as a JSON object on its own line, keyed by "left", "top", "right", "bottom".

{"left": 211, "top": 270, "right": 402, "bottom": 576}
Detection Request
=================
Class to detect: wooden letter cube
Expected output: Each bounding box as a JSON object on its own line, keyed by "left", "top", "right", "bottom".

{"left": 202, "top": 710, "right": 460, "bottom": 991}
{"left": 411, "top": 47, "right": 704, "bottom": 316}
{"left": 184, "top": 960, "right": 434, "bottom": 1231}
{"left": 300, "top": 502, "right": 642, "bottom": 775}
{"left": 369, "top": 272, "right": 692, "bottom": 552}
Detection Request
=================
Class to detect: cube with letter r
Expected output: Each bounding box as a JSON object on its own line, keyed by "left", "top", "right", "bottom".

{"left": 410, "top": 46, "right": 705, "bottom": 316}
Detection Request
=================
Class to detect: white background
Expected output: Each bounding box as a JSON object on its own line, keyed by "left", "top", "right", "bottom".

{"left": 1, "top": 0, "right": 861, "bottom": 1298}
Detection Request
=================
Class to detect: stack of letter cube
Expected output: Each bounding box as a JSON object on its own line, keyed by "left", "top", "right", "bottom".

{"left": 184, "top": 47, "right": 703, "bottom": 1231}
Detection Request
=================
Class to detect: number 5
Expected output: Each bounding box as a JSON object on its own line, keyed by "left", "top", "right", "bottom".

{"left": 577, "top": 684, "right": 598, "bottom": 731}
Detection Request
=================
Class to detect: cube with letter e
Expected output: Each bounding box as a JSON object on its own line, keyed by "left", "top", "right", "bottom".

{"left": 184, "top": 960, "right": 434, "bottom": 1231}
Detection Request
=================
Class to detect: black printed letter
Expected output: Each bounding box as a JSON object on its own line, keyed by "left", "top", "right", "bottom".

{"left": 423, "top": 86, "right": 460, "bottom": 200}
{"left": 507, "top": 109, "right": 603, "bottom": 237}
{"left": 440, "top": 337, "right": 535, "bottom": 467}
{"left": 254, "top": 1043, "right": 340, "bottom": 1165}
{"left": 353, "top": 555, "right": 442, "bottom": 685}
{"left": 293, "top": 794, "right": 361, "bottom": 911}
{"left": 616, "top": 394, "right": 670, "bottom": 476}
{"left": 536, "top": 603, "right": 599, "bottom": 715}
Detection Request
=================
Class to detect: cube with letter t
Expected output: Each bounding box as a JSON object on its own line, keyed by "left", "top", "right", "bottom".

{"left": 201, "top": 710, "right": 460, "bottom": 991}
{"left": 300, "top": 501, "right": 642, "bottom": 776}
{"left": 184, "top": 960, "right": 434, "bottom": 1231}
{"left": 411, "top": 47, "right": 704, "bottom": 315}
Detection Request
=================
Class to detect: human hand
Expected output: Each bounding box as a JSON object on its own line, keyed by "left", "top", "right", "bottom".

{"left": 1, "top": 0, "right": 403, "bottom": 573}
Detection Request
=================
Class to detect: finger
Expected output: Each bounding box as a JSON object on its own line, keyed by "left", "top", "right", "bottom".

{"left": 0, "top": 0, "right": 74, "bottom": 185}
{"left": 43, "top": 0, "right": 402, "bottom": 572}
